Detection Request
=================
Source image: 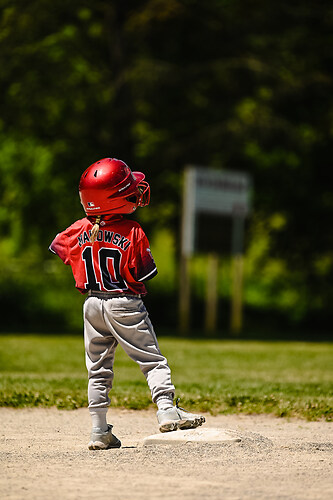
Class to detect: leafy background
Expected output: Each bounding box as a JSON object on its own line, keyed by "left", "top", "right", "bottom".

{"left": 0, "top": 0, "right": 332, "bottom": 335}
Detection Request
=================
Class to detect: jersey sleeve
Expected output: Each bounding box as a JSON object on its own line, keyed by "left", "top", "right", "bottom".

{"left": 49, "top": 231, "right": 70, "bottom": 265}
{"left": 129, "top": 230, "right": 158, "bottom": 282}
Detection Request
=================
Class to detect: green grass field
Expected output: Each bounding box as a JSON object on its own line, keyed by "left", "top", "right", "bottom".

{"left": 0, "top": 334, "right": 332, "bottom": 421}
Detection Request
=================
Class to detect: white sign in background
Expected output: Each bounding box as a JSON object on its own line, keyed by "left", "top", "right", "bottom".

{"left": 181, "top": 166, "right": 252, "bottom": 256}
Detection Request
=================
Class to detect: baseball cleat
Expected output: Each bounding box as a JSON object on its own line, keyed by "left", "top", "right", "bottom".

{"left": 88, "top": 424, "right": 121, "bottom": 450}
{"left": 157, "top": 399, "right": 205, "bottom": 433}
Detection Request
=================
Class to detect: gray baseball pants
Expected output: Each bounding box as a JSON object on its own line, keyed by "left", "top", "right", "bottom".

{"left": 83, "top": 295, "right": 175, "bottom": 408}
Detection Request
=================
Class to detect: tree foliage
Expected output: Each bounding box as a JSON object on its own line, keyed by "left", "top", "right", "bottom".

{"left": 1, "top": 0, "right": 333, "bottom": 329}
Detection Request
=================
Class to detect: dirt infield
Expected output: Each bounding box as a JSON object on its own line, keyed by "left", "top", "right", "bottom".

{"left": 1, "top": 408, "right": 332, "bottom": 499}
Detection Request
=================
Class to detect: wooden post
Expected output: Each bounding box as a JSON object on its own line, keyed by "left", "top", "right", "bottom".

{"left": 230, "top": 253, "right": 244, "bottom": 334}
{"left": 179, "top": 254, "right": 191, "bottom": 334}
{"left": 205, "top": 253, "right": 219, "bottom": 334}
{"left": 230, "top": 216, "right": 245, "bottom": 335}
{"left": 179, "top": 168, "right": 196, "bottom": 335}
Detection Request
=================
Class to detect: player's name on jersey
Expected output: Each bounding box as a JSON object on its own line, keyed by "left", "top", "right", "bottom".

{"left": 78, "top": 230, "right": 131, "bottom": 251}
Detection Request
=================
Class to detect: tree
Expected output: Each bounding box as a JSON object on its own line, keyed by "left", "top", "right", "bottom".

{"left": 1, "top": 0, "right": 333, "bottom": 329}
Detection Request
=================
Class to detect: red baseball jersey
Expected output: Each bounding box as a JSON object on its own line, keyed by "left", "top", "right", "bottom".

{"left": 49, "top": 216, "right": 157, "bottom": 295}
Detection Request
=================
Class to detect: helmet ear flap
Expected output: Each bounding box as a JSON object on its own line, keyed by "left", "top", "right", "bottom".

{"left": 125, "top": 194, "right": 139, "bottom": 204}
{"left": 124, "top": 181, "right": 150, "bottom": 209}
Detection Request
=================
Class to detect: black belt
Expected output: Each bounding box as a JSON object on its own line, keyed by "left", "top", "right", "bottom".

{"left": 87, "top": 290, "right": 142, "bottom": 299}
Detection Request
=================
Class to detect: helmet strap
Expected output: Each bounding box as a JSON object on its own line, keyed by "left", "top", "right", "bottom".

{"left": 90, "top": 215, "right": 101, "bottom": 243}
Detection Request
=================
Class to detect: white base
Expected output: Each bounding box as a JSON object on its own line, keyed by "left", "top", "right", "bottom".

{"left": 143, "top": 427, "right": 242, "bottom": 445}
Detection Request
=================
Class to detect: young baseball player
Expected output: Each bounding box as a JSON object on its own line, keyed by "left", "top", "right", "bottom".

{"left": 49, "top": 157, "right": 205, "bottom": 450}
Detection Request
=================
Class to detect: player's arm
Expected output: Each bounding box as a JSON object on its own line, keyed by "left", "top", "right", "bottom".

{"left": 137, "top": 247, "right": 158, "bottom": 282}
{"left": 48, "top": 231, "right": 70, "bottom": 265}
{"left": 129, "top": 231, "right": 158, "bottom": 282}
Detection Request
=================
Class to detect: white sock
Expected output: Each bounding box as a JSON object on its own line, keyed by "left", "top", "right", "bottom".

{"left": 89, "top": 408, "right": 108, "bottom": 431}
{"left": 156, "top": 394, "right": 174, "bottom": 411}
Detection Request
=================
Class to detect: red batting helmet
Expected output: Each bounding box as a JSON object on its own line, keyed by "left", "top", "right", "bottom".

{"left": 79, "top": 158, "right": 150, "bottom": 216}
